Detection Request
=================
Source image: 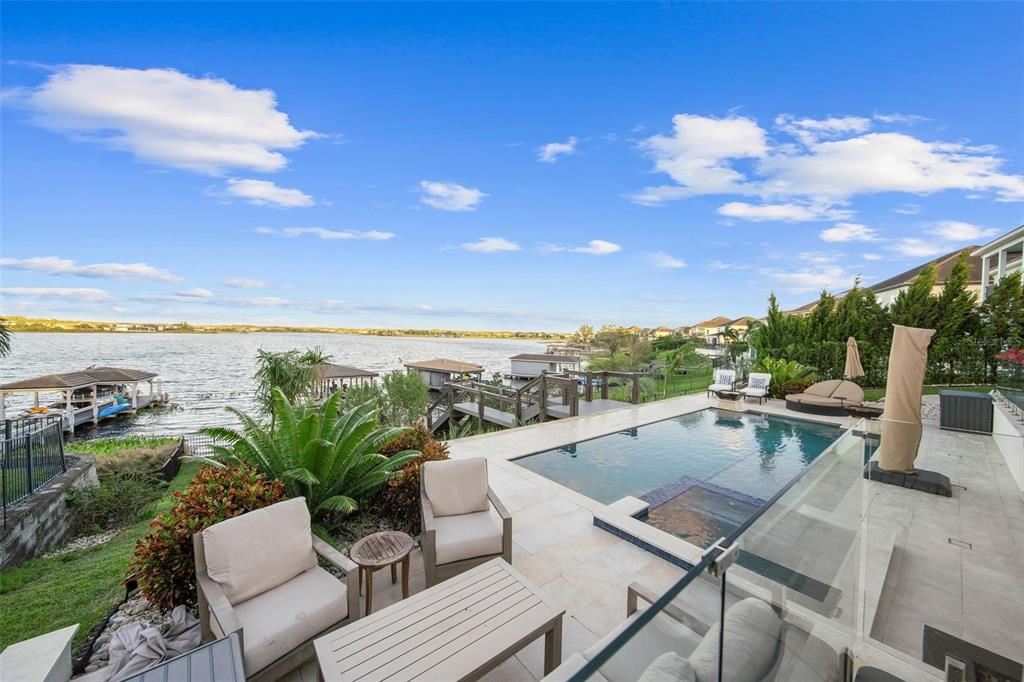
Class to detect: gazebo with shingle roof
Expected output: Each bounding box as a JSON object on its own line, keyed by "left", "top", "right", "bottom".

{"left": 404, "top": 358, "right": 484, "bottom": 390}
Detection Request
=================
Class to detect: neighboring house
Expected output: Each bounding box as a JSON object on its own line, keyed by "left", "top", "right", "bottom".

{"left": 652, "top": 325, "right": 673, "bottom": 338}
{"left": 973, "top": 224, "right": 1024, "bottom": 303}
{"left": 724, "top": 316, "right": 758, "bottom": 340}
{"left": 692, "top": 316, "right": 733, "bottom": 345}
{"left": 674, "top": 325, "right": 692, "bottom": 336}
{"left": 627, "top": 325, "right": 643, "bottom": 335}
{"left": 785, "top": 246, "right": 984, "bottom": 314}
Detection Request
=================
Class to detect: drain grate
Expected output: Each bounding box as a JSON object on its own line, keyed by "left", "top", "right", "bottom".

{"left": 948, "top": 537, "right": 973, "bottom": 549}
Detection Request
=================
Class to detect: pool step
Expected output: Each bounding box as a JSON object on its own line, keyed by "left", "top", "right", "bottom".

{"left": 607, "top": 495, "right": 650, "bottom": 518}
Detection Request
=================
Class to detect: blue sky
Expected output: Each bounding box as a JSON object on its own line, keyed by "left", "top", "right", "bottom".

{"left": 2, "top": 2, "right": 1022, "bottom": 332}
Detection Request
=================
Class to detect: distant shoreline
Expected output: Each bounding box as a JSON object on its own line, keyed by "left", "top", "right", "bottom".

{"left": 2, "top": 316, "right": 570, "bottom": 341}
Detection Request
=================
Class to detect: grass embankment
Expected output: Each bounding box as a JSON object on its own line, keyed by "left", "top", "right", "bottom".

{"left": 69, "top": 436, "right": 178, "bottom": 457}
{"left": 0, "top": 461, "right": 200, "bottom": 652}
{"left": 862, "top": 384, "right": 994, "bottom": 402}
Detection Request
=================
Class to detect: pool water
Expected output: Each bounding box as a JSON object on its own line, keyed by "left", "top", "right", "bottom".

{"left": 514, "top": 408, "right": 842, "bottom": 546}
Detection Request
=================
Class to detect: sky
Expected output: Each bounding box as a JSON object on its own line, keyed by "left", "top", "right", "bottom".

{"left": 1, "top": 2, "right": 1022, "bottom": 332}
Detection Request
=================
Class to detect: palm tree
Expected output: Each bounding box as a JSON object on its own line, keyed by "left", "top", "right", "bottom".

{"left": 661, "top": 348, "right": 685, "bottom": 398}
{"left": 253, "top": 346, "right": 330, "bottom": 425}
{"left": 202, "top": 389, "right": 419, "bottom": 531}
{"left": 0, "top": 320, "right": 11, "bottom": 357}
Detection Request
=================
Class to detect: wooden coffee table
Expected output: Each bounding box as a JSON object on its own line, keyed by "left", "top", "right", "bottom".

{"left": 315, "top": 558, "right": 564, "bottom": 681}
{"left": 350, "top": 530, "right": 414, "bottom": 615}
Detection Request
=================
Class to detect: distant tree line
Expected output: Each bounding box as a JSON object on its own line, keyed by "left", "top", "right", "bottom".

{"left": 749, "top": 250, "right": 1024, "bottom": 387}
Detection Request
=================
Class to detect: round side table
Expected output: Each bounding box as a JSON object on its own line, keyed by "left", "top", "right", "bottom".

{"left": 349, "top": 530, "right": 414, "bottom": 615}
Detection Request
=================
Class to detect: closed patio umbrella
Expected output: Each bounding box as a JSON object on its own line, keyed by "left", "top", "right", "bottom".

{"left": 844, "top": 337, "right": 865, "bottom": 380}
{"left": 878, "top": 325, "right": 936, "bottom": 474}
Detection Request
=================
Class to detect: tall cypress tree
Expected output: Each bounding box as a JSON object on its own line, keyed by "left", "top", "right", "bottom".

{"left": 890, "top": 262, "right": 939, "bottom": 329}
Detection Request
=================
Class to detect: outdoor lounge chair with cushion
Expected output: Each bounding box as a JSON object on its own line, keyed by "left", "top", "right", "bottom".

{"left": 420, "top": 457, "right": 512, "bottom": 588}
{"left": 785, "top": 379, "right": 865, "bottom": 417}
{"left": 193, "top": 497, "right": 359, "bottom": 682}
{"left": 707, "top": 369, "right": 737, "bottom": 397}
{"left": 741, "top": 372, "right": 772, "bottom": 404}
{"left": 543, "top": 583, "right": 846, "bottom": 682}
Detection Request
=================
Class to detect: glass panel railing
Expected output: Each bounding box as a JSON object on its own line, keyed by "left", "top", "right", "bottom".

{"left": 562, "top": 398, "right": 1024, "bottom": 682}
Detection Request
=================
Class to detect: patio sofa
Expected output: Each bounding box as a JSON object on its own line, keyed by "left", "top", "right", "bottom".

{"left": 420, "top": 457, "right": 512, "bottom": 587}
{"left": 193, "top": 497, "right": 359, "bottom": 682}
{"left": 544, "top": 583, "right": 844, "bottom": 682}
{"left": 784, "top": 379, "right": 864, "bottom": 417}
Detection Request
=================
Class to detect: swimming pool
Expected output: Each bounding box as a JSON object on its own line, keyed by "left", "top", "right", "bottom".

{"left": 514, "top": 408, "right": 842, "bottom": 547}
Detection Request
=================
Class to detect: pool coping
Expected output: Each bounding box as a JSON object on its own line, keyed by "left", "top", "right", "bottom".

{"left": 447, "top": 395, "right": 852, "bottom": 569}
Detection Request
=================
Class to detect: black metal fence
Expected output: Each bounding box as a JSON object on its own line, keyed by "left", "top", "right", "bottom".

{"left": 2, "top": 417, "right": 67, "bottom": 527}
{"left": 181, "top": 432, "right": 224, "bottom": 458}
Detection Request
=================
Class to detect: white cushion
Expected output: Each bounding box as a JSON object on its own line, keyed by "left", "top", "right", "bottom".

{"left": 741, "top": 387, "right": 767, "bottom": 397}
{"left": 586, "top": 611, "right": 703, "bottom": 682}
{"left": 423, "top": 458, "right": 490, "bottom": 517}
{"left": 638, "top": 652, "right": 697, "bottom": 682}
{"left": 232, "top": 566, "right": 348, "bottom": 674}
{"left": 713, "top": 370, "right": 735, "bottom": 386}
{"left": 689, "top": 598, "right": 781, "bottom": 682}
{"left": 434, "top": 506, "right": 503, "bottom": 564}
{"left": 202, "top": 498, "right": 316, "bottom": 604}
{"left": 708, "top": 383, "right": 732, "bottom": 392}
{"left": 747, "top": 374, "right": 770, "bottom": 390}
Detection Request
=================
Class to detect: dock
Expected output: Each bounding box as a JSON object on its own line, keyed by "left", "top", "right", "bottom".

{"left": 0, "top": 367, "right": 168, "bottom": 434}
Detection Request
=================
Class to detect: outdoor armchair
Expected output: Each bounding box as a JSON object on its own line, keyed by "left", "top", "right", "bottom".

{"left": 707, "top": 368, "right": 737, "bottom": 397}
{"left": 420, "top": 457, "right": 512, "bottom": 587}
{"left": 193, "top": 497, "right": 360, "bottom": 682}
{"left": 741, "top": 372, "right": 772, "bottom": 404}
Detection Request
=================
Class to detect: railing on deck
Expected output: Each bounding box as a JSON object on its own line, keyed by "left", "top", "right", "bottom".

{"left": 2, "top": 416, "right": 67, "bottom": 528}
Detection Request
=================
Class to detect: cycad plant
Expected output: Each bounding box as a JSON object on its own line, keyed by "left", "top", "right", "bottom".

{"left": 201, "top": 388, "right": 419, "bottom": 528}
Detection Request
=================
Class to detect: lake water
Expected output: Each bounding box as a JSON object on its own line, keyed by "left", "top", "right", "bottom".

{"left": 0, "top": 333, "right": 547, "bottom": 439}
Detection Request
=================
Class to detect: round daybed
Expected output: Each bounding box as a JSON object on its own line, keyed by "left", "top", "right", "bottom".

{"left": 784, "top": 379, "right": 864, "bottom": 416}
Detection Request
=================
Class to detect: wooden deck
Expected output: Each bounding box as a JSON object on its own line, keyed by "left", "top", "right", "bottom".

{"left": 452, "top": 398, "right": 632, "bottom": 430}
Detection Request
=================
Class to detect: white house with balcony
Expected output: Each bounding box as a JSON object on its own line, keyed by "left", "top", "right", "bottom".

{"left": 974, "top": 224, "right": 1024, "bottom": 302}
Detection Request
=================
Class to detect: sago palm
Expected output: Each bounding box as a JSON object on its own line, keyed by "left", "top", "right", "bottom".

{"left": 201, "top": 388, "right": 419, "bottom": 525}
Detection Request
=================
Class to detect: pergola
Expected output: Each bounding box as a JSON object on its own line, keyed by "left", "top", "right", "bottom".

{"left": 404, "top": 358, "right": 484, "bottom": 389}
{"left": 0, "top": 367, "right": 160, "bottom": 434}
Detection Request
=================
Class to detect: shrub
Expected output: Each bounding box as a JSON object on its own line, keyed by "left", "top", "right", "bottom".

{"left": 68, "top": 436, "right": 178, "bottom": 457}
{"left": 202, "top": 389, "right": 419, "bottom": 527}
{"left": 756, "top": 357, "right": 816, "bottom": 396}
{"left": 776, "top": 379, "right": 814, "bottom": 397}
{"left": 132, "top": 464, "right": 286, "bottom": 610}
{"left": 379, "top": 371, "right": 429, "bottom": 427}
{"left": 376, "top": 424, "right": 449, "bottom": 533}
{"left": 67, "top": 476, "right": 166, "bottom": 537}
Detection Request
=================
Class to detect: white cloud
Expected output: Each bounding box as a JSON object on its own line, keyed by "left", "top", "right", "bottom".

{"left": 893, "top": 238, "right": 948, "bottom": 258}
{"left": 0, "top": 286, "right": 112, "bottom": 301}
{"left": 177, "top": 288, "right": 215, "bottom": 298}
{"left": 543, "top": 240, "right": 622, "bottom": 255}
{"left": 874, "top": 112, "right": 929, "bottom": 125}
{"left": 631, "top": 114, "right": 767, "bottom": 203}
{"left": 927, "top": 220, "right": 998, "bottom": 242}
{"left": 717, "top": 201, "right": 852, "bottom": 222}
{"left": 862, "top": 253, "right": 884, "bottom": 261}
{"left": 419, "top": 180, "right": 487, "bottom": 211}
{"left": 775, "top": 114, "right": 871, "bottom": 144}
{"left": 13, "top": 64, "right": 316, "bottom": 174}
{"left": 819, "top": 222, "right": 879, "bottom": 242}
{"left": 893, "top": 203, "right": 921, "bottom": 215}
{"left": 762, "top": 265, "right": 857, "bottom": 294}
{"left": 537, "top": 136, "right": 577, "bottom": 163}
{"left": 648, "top": 252, "right": 686, "bottom": 269}
{"left": 460, "top": 237, "right": 520, "bottom": 253}
{"left": 633, "top": 113, "right": 1024, "bottom": 205}
{"left": 0, "top": 255, "right": 183, "bottom": 282}
{"left": 224, "top": 179, "right": 314, "bottom": 208}
{"left": 257, "top": 226, "right": 394, "bottom": 241}
{"left": 221, "top": 277, "right": 268, "bottom": 289}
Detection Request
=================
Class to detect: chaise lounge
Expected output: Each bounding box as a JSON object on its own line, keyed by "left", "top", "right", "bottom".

{"left": 784, "top": 379, "right": 864, "bottom": 417}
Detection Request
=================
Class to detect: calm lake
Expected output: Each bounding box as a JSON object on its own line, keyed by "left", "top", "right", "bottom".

{"left": 0, "top": 333, "right": 547, "bottom": 439}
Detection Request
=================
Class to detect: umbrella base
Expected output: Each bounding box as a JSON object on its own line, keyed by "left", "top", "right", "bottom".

{"left": 864, "top": 461, "right": 952, "bottom": 497}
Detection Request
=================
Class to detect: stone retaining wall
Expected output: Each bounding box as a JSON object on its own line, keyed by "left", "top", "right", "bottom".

{"left": 0, "top": 455, "right": 99, "bottom": 570}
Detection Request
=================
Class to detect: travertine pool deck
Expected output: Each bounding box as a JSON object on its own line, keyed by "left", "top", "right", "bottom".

{"left": 285, "top": 394, "right": 1023, "bottom": 681}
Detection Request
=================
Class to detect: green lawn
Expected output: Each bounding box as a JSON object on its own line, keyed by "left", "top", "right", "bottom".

{"left": 0, "top": 461, "right": 200, "bottom": 652}
{"left": 67, "top": 435, "right": 179, "bottom": 457}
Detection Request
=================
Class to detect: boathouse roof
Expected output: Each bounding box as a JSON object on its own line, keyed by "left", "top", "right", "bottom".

{"left": 404, "top": 358, "right": 484, "bottom": 373}
{"left": 509, "top": 353, "right": 580, "bottom": 363}
{"left": 0, "top": 367, "right": 158, "bottom": 392}
{"left": 316, "top": 363, "right": 379, "bottom": 380}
